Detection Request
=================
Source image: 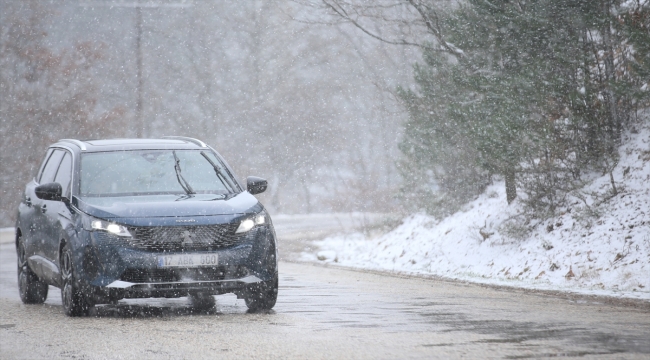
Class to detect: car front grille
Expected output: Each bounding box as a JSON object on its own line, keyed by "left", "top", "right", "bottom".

{"left": 94, "top": 224, "right": 250, "bottom": 252}
{"left": 120, "top": 266, "right": 228, "bottom": 283}
{"left": 129, "top": 224, "right": 243, "bottom": 251}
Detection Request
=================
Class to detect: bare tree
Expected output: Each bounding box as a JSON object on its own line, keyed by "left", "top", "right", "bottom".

{"left": 0, "top": 1, "right": 126, "bottom": 227}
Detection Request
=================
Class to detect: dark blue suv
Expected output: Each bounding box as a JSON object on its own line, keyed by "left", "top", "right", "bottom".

{"left": 15, "top": 137, "right": 278, "bottom": 316}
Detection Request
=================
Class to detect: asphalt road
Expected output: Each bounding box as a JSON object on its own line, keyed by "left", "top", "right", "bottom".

{"left": 1, "top": 225, "right": 649, "bottom": 359}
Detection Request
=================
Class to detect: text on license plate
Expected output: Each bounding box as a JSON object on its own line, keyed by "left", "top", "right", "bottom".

{"left": 157, "top": 254, "right": 218, "bottom": 268}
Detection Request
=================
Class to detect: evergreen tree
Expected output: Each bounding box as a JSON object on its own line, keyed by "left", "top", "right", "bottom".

{"left": 320, "top": 0, "right": 647, "bottom": 218}
{"left": 399, "top": 0, "right": 645, "bottom": 217}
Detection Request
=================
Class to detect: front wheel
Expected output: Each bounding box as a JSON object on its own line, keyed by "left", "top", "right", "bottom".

{"left": 60, "top": 243, "right": 92, "bottom": 317}
{"left": 17, "top": 236, "right": 48, "bottom": 304}
{"left": 189, "top": 292, "right": 216, "bottom": 311}
{"left": 244, "top": 273, "right": 278, "bottom": 311}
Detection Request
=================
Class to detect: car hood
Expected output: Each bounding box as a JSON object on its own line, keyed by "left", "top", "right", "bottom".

{"left": 72, "top": 192, "right": 261, "bottom": 220}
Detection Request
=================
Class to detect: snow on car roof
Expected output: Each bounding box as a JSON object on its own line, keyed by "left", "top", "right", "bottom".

{"left": 55, "top": 138, "right": 208, "bottom": 152}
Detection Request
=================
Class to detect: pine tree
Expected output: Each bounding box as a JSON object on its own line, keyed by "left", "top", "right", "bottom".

{"left": 399, "top": 0, "right": 645, "bottom": 216}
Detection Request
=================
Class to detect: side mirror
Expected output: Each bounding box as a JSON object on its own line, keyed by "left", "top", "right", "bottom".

{"left": 246, "top": 176, "right": 267, "bottom": 195}
{"left": 35, "top": 182, "right": 62, "bottom": 201}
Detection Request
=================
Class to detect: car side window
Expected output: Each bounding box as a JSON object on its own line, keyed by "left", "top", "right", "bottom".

{"left": 54, "top": 152, "right": 72, "bottom": 198}
{"left": 39, "top": 150, "right": 64, "bottom": 184}
{"left": 35, "top": 149, "right": 54, "bottom": 182}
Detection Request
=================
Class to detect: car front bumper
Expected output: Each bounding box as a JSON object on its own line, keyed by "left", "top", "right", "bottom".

{"left": 72, "top": 225, "right": 277, "bottom": 302}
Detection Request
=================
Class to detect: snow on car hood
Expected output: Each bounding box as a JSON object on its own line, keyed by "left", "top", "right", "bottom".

{"left": 72, "top": 192, "right": 260, "bottom": 220}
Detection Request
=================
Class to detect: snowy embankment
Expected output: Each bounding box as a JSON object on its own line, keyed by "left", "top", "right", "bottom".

{"left": 303, "top": 125, "right": 650, "bottom": 301}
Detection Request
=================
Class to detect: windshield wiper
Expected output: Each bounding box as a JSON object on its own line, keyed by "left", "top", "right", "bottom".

{"left": 172, "top": 151, "right": 195, "bottom": 195}
{"left": 200, "top": 151, "right": 238, "bottom": 193}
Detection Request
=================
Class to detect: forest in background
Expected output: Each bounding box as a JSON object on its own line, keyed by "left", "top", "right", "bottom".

{"left": 0, "top": 0, "right": 417, "bottom": 227}
{"left": 2, "top": 0, "right": 649, "bottom": 232}
{"left": 311, "top": 0, "right": 649, "bottom": 234}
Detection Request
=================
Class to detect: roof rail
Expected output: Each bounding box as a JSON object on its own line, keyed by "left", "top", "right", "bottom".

{"left": 58, "top": 139, "right": 87, "bottom": 151}
{"left": 162, "top": 136, "right": 207, "bottom": 148}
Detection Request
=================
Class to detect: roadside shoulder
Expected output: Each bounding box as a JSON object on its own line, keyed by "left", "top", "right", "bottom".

{"left": 285, "top": 259, "right": 650, "bottom": 310}
{"left": 0, "top": 228, "right": 14, "bottom": 245}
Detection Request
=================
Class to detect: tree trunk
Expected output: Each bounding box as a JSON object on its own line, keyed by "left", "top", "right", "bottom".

{"left": 505, "top": 166, "right": 517, "bottom": 204}
{"left": 601, "top": 0, "right": 621, "bottom": 150}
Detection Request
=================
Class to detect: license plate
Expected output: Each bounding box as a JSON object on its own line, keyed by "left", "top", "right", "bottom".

{"left": 157, "top": 254, "right": 218, "bottom": 268}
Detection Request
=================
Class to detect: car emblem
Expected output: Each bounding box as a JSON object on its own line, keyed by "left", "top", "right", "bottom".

{"left": 181, "top": 230, "right": 194, "bottom": 245}
{"left": 176, "top": 219, "right": 196, "bottom": 223}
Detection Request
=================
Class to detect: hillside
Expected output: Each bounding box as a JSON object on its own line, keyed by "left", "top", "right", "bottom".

{"left": 303, "top": 121, "right": 650, "bottom": 300}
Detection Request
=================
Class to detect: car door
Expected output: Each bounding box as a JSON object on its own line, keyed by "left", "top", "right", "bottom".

{"left": 40, "top": 150, "right": 73, "bottom": 281}
{"left": 28, "top": 149, "right": 64, "bottom": 279}
{"left": 21, "top": 149, "right": 53, "bottom": 254}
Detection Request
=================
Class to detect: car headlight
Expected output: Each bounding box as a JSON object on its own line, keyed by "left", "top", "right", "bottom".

{"left": 235, "top": 212, "right": 266, "bottom": 234}
{"left": 83, "top": 216, "right": 131, "bottom": 237}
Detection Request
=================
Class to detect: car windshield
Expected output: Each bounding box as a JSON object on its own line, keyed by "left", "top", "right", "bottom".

{"left": 80, "top": 150, "right": 239, "bottom": 197}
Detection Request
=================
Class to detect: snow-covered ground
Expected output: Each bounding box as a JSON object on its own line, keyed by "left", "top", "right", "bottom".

{"left": 303, "top": 124, "right": 650, "bottom": 301}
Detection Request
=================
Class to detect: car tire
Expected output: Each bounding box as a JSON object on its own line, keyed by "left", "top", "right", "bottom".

{"left": 60, "top": 242, "right": 92, "bottom": 317}
{"left": 244, "top": 273, "right": 278, "bottom": 311}
{"left": 17, "top": 235, "right": 48, "bottom": 304}
{"left": 189, "top": 292, "right": 216, "bottom": 311}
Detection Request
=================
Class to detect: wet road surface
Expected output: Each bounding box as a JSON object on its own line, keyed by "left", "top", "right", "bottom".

{"left": 1, "top": 241, "right": 649, "bottom": 359}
